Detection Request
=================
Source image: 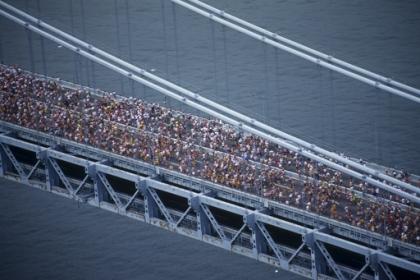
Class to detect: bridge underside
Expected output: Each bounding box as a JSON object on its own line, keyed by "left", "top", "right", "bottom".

{"left": 0, "top": 122, "right": 419, "bottom": 280}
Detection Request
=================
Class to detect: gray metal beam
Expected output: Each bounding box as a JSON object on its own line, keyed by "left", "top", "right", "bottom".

{"left": 200, "top": 203, "right": 227, "bottom": 241}
{"left": 26, "top": 159, "right": 41, "bottom": 180}
{"left": 287, "top": 242, "right": 306, "bottom": 265}
{"left": 74, "top": 174, "right": 89, "bottom": 195}
{"left": 47, "top": 149, "right": 89, "bottom": 168}
{"left": 147, "top": 187, "right": 175, "bottom": 225}
{"left": 97, "top": 172, "right": 124, "bottom": 209}
{"left": 230, "top": 223, "right": 247, "bottom": 246}
{"left": 95, "top": 163, "right": 139, "bottom": 183}
{"left": 351, "top": 262, "right": 370, "bottom": 280}
{"left": 378, "top": 262, "right": 396, "bottom": 280}
{"left": 256, "top": 220, "right": 287, "bottom": 268}
{"left": 175, "top": 206, "right": 192, "bottom": 227}
{"left": 0, "top": 143, "right": 26, "bottom": 180}
{"left": 48, "top": 157, "right": 74, "bottom": 194}
{"left": 315, "top": 240, "right": 346, "bottom": 280}
{"left": 124, "top": 189, "right": 140, "bottom": 210}
{"left": 0, "top": 134, "right": 41, "bottom": 152}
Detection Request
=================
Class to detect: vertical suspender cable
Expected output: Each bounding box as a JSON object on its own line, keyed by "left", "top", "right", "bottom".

{"left": 318, "top": 63, "right": 325, "bottom": 142}
{"left": 125, "top": 0, "right": 134, "bottom": 96}
{"left": 80, "top": 0, "right": 89, "bottom": 149}
{"left": 172, "top": 2, "right": 180, "bottom": 83}
{"left": 375, "top": 88, "right": 382, "bottom": 163}
{"left": 221, "top": 25, "right": 229, "bottom": 105}
{"left": 172, "top": 2, "right": 181, "bottom": 110}
{"left": 24, "top": 1, "right": 35, "bottom": 72}
{"left": 69, "top": 0, "right": 79, "bottom": 84}
{"left": 113, "top": 0, "right": 124, "bottom": 94}
{"left": 79, "top": 0, "right": 91, "bottom": 87}
{"left": 329, "top": 70, "right": 336, "bottom": 149}
{"left": 160, "top": 0, "right": 169, "bottom": 106}
{"left": 160, "top": 0, "right": 169, "bottom": 78}
{"left": 26, "top": 28, "right": 35, "bottom": 72}
{"left": 274, "top": 48, "right": 281, "bottom": 128}
{"left": 0, "top": 17, "right": 3, "bottom": 63}
{"left": 209, "top": 19, "right": 218, "bottom": 97}
{"left": 387, "top": 94, "right": 393, "bottom": 166}
{"left": 262, "top": 42, "right": 269, "bottom": 123}
{"left": 36, "top": 0, "right": 47, "bottom": 75}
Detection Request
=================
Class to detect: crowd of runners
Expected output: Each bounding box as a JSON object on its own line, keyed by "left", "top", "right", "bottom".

{"left": 0, "top": 65, "right": 418, "bottom": 245}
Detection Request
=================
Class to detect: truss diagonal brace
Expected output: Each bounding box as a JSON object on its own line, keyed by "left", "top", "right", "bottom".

{"left": 315, "top": 240, "right": 346, "bottom": 280}
{"left": 147, "top": 187, "right": 174, "bottom": 225}
{"left": 74, "top": 174, "right": 89, "bottom": 195}
{"left": 175, "top": 206, "right": 192, "bottom": 228}
{"left": 351, "top": 261, "right": 370, "bottom": 280}
{"left": 0, "top": 143, "right": 26, "bottom": 179}
{"left": 287, "top": 242, "right": 305, "bottom": 265}
{"left": 26, "top": 159, "right": 41, "bottom": 180}
{"left": 48, "top": 157, "right": 74, "bottom": 194}
{"left": 97, "top": 172, "right": 124, "bottom": 209}
{"left": 230, "top": 223, "right": 247, "bottom": 245}
{"left": 124, "top": 189, "right": 140, "bottom": 210}
{"left": 200, "top": 203, "right": 227, "bottom": 241}
{"left": 378, "top": 261, "right": 396, "bottom": 280}
{"left": 256, "top": 221, "right": 285, "bottom": 264}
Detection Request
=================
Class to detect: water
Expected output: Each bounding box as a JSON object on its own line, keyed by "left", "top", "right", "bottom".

{"left": 0, "top": 0, "right": 419, "bottom": 278}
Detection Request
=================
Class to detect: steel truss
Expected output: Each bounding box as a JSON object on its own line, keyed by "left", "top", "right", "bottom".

{"left": 0, "top": 124, "right": 418, "bottom": 280}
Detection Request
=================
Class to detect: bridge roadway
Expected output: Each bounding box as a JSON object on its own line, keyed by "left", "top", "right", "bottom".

{"left": 0, "top": 121, "right": 419, "bottom": 280}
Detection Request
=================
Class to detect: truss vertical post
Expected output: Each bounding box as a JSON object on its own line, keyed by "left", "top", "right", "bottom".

{"left": 245, "top": 213, "right": 266, "bottom": 259}
{"left": 36, "top": 149, "right": 47, "bottom": 190}
{"left": 95, "top": 174, "right": 109, "bottom": 206}
{"left": 189, "top": 195, "right": 210, "bottom": 239}
{"left": 144, "top": 185, "right": 160, "bottom": 224}
{"left": 0, "top": 142, "right": 9, "bottom": 177}
{"left": 199, "top": 206, "right": 212, "bottom": 237}
{"left": 44, "top": 156, "right": 59, "bottom": 192}
{"left": 304, "top": 231, "right": 327, "bottom": 279}
{"left": 86, "top": 164, "right": 102, "bottom": 205}
{"left": 0, "top": 19, "right": 3, "bottom": 63}
{"left": 371, "top": 253, "right": 397, "bottom": 280}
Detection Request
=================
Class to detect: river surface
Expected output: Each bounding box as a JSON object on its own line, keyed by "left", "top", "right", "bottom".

{"left": 0, "top": 0, "right": 419, "bottom": 279}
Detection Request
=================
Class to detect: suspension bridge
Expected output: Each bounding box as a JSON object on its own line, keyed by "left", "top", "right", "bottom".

{"left": 0, "top": 1, "right": 419, "bottom": 279}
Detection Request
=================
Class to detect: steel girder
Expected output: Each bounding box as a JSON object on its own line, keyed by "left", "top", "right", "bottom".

{"left": 0, "top": 128, "right": 419, "bottom": 279}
